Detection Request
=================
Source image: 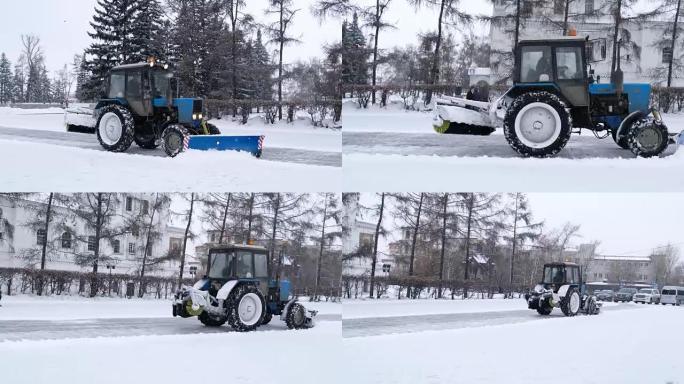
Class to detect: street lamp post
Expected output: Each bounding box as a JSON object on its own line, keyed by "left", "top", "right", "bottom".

{"left": 106, "top": 264, "right": 116, "bottom": 296}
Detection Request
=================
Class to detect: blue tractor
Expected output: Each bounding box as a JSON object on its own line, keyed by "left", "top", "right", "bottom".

{"left": 172, "top": 244, "right": 316, "bottom": 331}
{"left": 92, "top": 59, "right": 263, "bottom": 158}
{"left": 434, "top": 36, "right": 680, "bottom": 158}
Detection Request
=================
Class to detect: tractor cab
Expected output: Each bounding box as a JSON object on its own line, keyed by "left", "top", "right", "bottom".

{"left": 514, "top": 36, "right": 590, "bottom": 109}
{"left": 103, "top": 62, "right": 174, "bottom": 118}
{"left": 539, "top": 262, "right": 584, "bottom": 294}
{"left": 205, "top": 245, "right": 272, "bottom": 299}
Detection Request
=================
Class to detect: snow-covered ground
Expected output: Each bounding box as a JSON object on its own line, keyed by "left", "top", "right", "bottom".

{"left": 344, "top": 297, "right": 616, "bottom": 319}
{"left": 344, "top": 301, "right": 684, "bottom": 384}
{"left": 0, "top": 295, "right": 341, "bottom": 384}
{"left": 0, "top": 107, "right": 341, "bottom": 191}
{"left": 343, "top": 100, "right": 684, "bottom": 192}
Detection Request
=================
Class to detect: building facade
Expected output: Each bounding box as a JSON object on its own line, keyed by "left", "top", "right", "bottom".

{"left": 0, "top": 194, "right": 188, "bottom": 277}
{"left": 489, "top": 0, "right": 680, "bottom": 86}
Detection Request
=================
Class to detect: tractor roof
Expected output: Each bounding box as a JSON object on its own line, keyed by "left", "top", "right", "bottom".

{"left": 208, "top": 244, "right": 269, "bottom": 253}
{"left": 519, "top": 36, "right": 588, "bottom": 45}
{"left": 545, "top": 261, "right": 579, "bottom": 267}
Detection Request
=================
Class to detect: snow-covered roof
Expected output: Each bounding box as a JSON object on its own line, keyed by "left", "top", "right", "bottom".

{"left": 593, "top": 256, "right": 651, "bottom": 262}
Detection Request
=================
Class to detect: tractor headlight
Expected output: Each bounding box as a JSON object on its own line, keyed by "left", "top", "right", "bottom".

{"left": 198, "top": 113, "right": 203, "bottom": 120}
{"left": 192, "top": 113, "right": 198, "bottom": 120}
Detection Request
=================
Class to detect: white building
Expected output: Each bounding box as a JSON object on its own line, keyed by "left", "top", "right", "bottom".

{"left": 489, "top": 0, "right": 680, "bottom": 85}
{"left": 0, "top": 194, "right": 187, "bottom": 277}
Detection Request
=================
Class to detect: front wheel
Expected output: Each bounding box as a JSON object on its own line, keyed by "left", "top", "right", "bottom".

{"left": 560, "top": 289, "right": 581, "bottom": 316}
{"left": 286, "top": 302, "right": 308, "bottom": 329}
{"left": 536, "top": 304, "right": 552, "bottom": 316}
{"left": 199, "top": 311, "right": 227, "bottom": 327}
{"left": 627, "top": 118, "right": 669, "bottom": 158}
{"left": 503, "top": 91, "right": 571, "bottom": 158}
{"left": 161, "top": 125, "right": 189, "bottom": 157}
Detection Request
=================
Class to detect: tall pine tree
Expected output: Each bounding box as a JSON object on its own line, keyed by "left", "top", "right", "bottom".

{"left": 0, "top": 54, "right": 13, "bottom": 104}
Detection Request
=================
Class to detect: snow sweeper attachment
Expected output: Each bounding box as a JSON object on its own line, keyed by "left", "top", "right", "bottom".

{"left": 525, "top": 262, "right": 601, "bottom": 317}
{"left": 434, "top": 36, "right": 681, "bottom": 158}
{"left": 172, "top": 244, "right": 316, "bottom": 331}
{"left": 73, "top": 60, "right": 265, "bottom": 158}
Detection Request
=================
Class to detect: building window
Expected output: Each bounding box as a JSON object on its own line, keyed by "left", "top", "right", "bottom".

{"left": 126, "top": 196, "right": 133, "bottom": 212}
{"left": 359, "top": 233, "right": 374, "bottom": 248}
{"left": 585, "top": 0, "right": 594, "bottom": 14}
{"left": 113, "top": 239, "right": 121, "bottom": 254}
{"left": 88, "top": 236, "right": 96, "bottom": 252}
{"left": 554, "top": 0, "right": 565, "bottom": 14}
{"left": 61, "top": 232, "right": 72, "bottom": 249}
{"left": 37, "top": 229, "right": 46, "bottom": 245}
{"left": 142, "top": 200, "right": 149, "bottom": 215}
{"left": 129, "top": 243, "right": 136, "bottom": 255}
{"left": 521, "top": 0, "right": 533, "bottom": 16}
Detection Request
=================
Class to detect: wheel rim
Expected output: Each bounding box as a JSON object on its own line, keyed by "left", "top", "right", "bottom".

{"left": 514, "top": 102, "right": 562, "bottom": 148}
{"left": 238, "top": 293, "right": 262, "bottom": 326}
{"left": 636, "top": 126, "right": 662, "bottom": 151}
{"left": 99, "top": 112, "right": 123, "bottom": 145}
{"left": 166, "top": 132, "right": 182, "bottom": 152}
{"left": 570, "top": 292, "right": 580, "bottom": 313}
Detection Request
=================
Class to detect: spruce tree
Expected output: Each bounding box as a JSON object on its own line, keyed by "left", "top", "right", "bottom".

{"left": 342, "top": 12, "right": 369, "bottom": 87}
{"left": 253, "top": 30, "right": 274, "bottom": 102}
{"left": 0, "top": 54, "right": 13, "bottom": 104}
{"left": 130, "top": 0, "right": 166, "bottom": 62}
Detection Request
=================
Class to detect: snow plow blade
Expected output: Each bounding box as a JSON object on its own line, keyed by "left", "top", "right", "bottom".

{"left": 433, "top": 96, "right": 497, "bottom": 136}
{"left": 186, "top": 135, "right": 264, "bottom": 158}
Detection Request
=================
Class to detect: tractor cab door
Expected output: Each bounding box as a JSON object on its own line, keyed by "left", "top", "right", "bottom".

{"left": 554, "top": 45, "right": 589, "bottom": 108}
{"left": 235, "top": 250, "right": 269, "bottom": 299}
{"left": 124, "top": 70, "right": 151, "bottom": 117}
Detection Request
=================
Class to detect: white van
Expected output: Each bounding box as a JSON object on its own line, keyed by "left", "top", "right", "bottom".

{"left": 660, "top": 286, "right": 684, "bottom": 306}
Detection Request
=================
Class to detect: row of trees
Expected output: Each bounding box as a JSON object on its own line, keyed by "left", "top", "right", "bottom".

{"left": 337, "top": 0, "right": 684, "bottom": 107}
{"left": 343, "top": 193, "right": 683, "bottom": 300}
{"left": 0, "top": 193, "right": 342, "bottom": 300}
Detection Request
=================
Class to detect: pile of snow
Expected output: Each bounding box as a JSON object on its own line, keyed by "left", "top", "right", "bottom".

{"left": 344, "top": 305, "right": 684, "bottom": 383}
{"left": 0, "top": 138, "right": 340, "bottom": 191}
{"left": 0, "top": 106, "right": 67, "bottom": 132}
{"left": 344, "top": 297, "right": 617, "bottom": 319}
{"left": 0, "top": 295, "right": 340, "bottom": 321}
{"left": 0, "top": 321, "right": 341, "bottom": 384}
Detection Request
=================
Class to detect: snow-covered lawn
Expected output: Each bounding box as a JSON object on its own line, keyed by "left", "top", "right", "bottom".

{"left": 0, "top": 295, "right": 341, "bottom": 321}
{"left": 0, "top": 321, "right": 341, "bottom": 384}
{"left": 0, "top": 106, "right": 68, "bottom": 132}
{"left": 344, "top": 297, "right": 617, "bottom": 319}
{"left": 0, "top": 138, "right": 340, "bottom": 191}
{"left": 344, "top": 304, "right": 684, "bottom": 384}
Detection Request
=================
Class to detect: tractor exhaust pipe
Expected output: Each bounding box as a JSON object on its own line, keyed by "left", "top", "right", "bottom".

{"left": 613, "top": 39, "right": 624, "bottom": 97}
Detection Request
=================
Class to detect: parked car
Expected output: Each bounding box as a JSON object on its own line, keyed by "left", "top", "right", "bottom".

{"left": 661, "top": 286, "right": 684, "bottom": 306}
{"left": 633, "top": 288, "right": 661, "bottom": 304}
{"left": 596, "top": 290, "right": 615, "bottom": 302}
{"left": 615, "top": 287, "right": 638, "bottom": 302}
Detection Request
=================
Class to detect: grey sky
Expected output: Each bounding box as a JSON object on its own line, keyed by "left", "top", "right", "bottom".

{"left": 357, "top": 193, "right": 684, "bottom": 259}
{"left": 0, "top": 0, "right": 340, "bottom": 74}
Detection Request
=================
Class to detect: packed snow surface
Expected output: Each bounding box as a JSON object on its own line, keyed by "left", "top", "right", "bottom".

{"left": 0, "top": 138, "right": 340, "bottom": 191}
{"left": 0, "top": 295, "right": 340, "bottom": 321}
{"left": 344, "top": 304, "right": 684, "bottom": 384}
{"left": 344, "top": 297, "right": 616, "bottom": 319}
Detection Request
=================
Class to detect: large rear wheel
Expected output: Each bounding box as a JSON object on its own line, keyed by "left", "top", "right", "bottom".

{"left": 226, "top": 285, "right": 265, "bottom": 332}
{"left": 560, "top": 289, "right": 581, "bottom": 317}
{"left": 504, "top": 92, "right": 571, "bottom": 157}
{"left": 96, "top": 105, "right": 135, "bottom": 152}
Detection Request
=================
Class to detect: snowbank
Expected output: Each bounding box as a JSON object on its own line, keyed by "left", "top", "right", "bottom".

{"left": 0, "top": 106, "right": 67, "bottom": 132}
{"left": 343, "top": 150, "right": 684, "bottom": 192}
{"left": 344, "top": 298, "right": 617, "bottom": 319}
{"left": 344, "top": 305, "right": 684, "bottom": 383}
{"left": 0, "top": 321, "right": 341, "bottom": 384}
{"left": 0, "top": 295, "right": 340, "bottom": 321}
{"left": 0, "top": 138, "right": 340, "bottom": 191}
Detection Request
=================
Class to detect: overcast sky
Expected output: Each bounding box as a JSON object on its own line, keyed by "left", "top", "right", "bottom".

{"left": 357, "top": 193, "right": 684, "bottom": 258}
{"left": 0, "top": 0, "right": 340, "bottom": 74}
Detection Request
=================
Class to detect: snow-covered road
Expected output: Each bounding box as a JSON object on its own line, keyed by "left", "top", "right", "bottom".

{"left": 0, "top": 126, "right": 341, "bottom": 167}
{"left": 0, "top": 314, "right": 342, "bottom": 341}
{"left": 343, "top": 303, "right": 632, "bottom": 338}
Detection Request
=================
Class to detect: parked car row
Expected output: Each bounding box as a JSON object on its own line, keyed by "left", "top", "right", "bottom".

{"left": 594, "top": 286, "right": 684, "bottom": 306}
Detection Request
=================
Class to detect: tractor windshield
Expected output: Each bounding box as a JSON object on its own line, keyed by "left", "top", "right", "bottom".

{"left": 208, "top": 251, "right": 236, "bottom": 279}
{"left": 152, "top": 70, "right": 172, "bottom": 99}
{"left": 542, "top": 266, "right": 566, "bottom": 284}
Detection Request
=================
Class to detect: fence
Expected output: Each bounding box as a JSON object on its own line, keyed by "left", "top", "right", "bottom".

{"left": 0, "top": 268, "right": 193, "bottom": 299}
{"left": 342, "top": 274, "right": 527, "bottom": 300}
